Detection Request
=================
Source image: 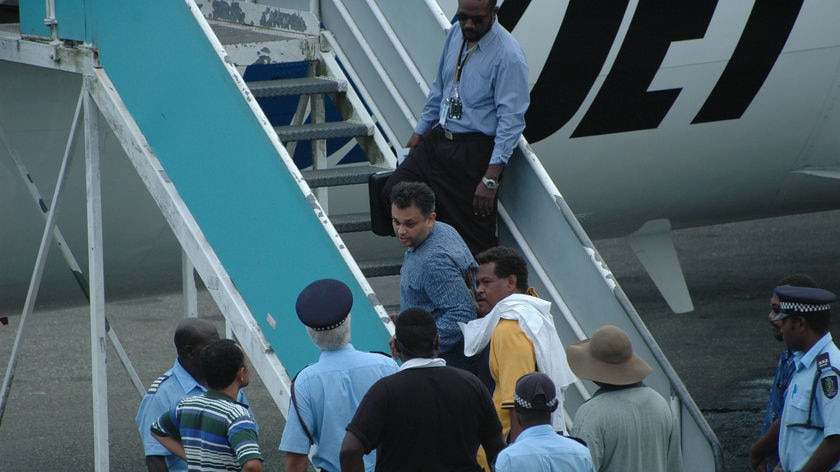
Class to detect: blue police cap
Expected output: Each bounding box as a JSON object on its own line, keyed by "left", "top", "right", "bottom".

{"left": 296, "top": 279, "right": 353, "bottom": 331}
{"left": 771, "top": 285, "right": 837, "bottom": 321}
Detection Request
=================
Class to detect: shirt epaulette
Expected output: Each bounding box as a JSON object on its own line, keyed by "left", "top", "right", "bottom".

{"left": 147, "top": 373, "right": 171, "bottom": 394}
{"left": 817, "top": 352, "right": 840, "bottom": 400}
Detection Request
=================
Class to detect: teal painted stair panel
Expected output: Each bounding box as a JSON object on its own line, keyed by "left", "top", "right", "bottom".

{"left": 82, "top": 0, "right": 390, "bottom": 376}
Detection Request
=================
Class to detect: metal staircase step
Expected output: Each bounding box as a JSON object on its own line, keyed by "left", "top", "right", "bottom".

{"left": 248, "top": 77, "right": 347, "bottom": 98}
{"left": 301, "top": 165, "right": 391, "bottom": 188}
{"left": 358, "top": 257, "right": 403, "bottom": 278}
{"left": 274, "top": 121, "right": 372, "bottom": 142}
{"left": 210, "top": 21, "right": 298, "bottom": 45}
{"left": 330, "top": 212, "right": 372, "bottom": 233}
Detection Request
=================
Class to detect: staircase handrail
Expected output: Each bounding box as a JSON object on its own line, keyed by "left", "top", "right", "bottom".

{"left": 500, "top": 138, "right": 724, "bottom": 471}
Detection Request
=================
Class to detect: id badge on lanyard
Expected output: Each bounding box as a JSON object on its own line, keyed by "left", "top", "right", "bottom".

{"left": 439, "top": 39, "right": 475, "bottom": 127}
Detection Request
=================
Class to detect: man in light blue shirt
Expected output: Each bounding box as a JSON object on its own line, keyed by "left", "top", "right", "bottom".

{"left": 773, "top": 285, "right": 840, "bottom": 472}
{"left": 279, "top": 279, "right": 398, "bottom": 472}
{"left": 382, "top": 0, "right": 529, "bottom": 255}
{"left": 135, "top": 318, "right": 254, "bottom": 472}
{"left": 389, "top": 182, "right": 478, "bottom": 373}
{"left": 496, "top": 372, "right": 594, "bottom": 472}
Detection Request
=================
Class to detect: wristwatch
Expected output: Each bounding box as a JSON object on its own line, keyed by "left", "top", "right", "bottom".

{"left": 481, "top": 176, "right": 499, "bottom": 190}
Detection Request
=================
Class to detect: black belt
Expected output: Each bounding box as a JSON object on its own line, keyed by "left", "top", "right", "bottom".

{"left": 433, "top": 126, "right": 489, "bottom": 142}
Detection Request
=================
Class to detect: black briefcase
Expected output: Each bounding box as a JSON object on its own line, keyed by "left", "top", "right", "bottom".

{"left": 368, "top": 170, "right": 396, "bottom": 236}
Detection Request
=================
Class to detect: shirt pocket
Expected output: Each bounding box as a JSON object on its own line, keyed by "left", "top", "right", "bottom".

{"left": 786, "top": 386, "right": 813, "bottom": 425}
{"left": 460, "top": 70, "right": 494, "bottom": 109}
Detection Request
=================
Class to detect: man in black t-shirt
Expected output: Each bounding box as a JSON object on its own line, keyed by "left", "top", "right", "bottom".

{"left": 340, "top": 308, "right": 506, "bottom": 472}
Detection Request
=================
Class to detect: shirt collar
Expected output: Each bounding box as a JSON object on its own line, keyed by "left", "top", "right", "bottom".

{"left": 320, "top": 343, "right": 354, "bottom": 359}
{"left": 205, "top": 389, "right": 245, "bottom": 406}
{"left": 798, "top": 332, "right": 833, "bottom": 370}
{"left": 172, "top": 358, "right": 206, "bottom": 394}
{"left": 399, "top": 357, "right": 446, "bottom": 371}
{"left": 514, "top": 424, "right": 556, "bottom": 442}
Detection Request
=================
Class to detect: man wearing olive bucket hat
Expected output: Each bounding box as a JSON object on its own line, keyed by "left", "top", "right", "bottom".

{"left": 567, "top": 325, "right": 683, "bottom": 472}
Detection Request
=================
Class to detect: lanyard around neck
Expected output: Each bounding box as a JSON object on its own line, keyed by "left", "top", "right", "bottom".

{"left": 454, "top": 39, "right": 477, "bottom": 83}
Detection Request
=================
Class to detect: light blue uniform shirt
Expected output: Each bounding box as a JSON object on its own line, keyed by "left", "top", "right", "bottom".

{"left": 779, "top": 333, "right": 840, "bottom": 472}
{"left": 495, "top": 424, "right": 595, "bottom": 472}
{"left": 279, "top": 344, "right": 398, "bottom": 472}
{"left": 415, "top": 20, "right": 529, "bottom": 165}
{"left": 135, "top": 359, "right": 253, "bottom": 472}
{"left": 400, "top": 222, "right": 477, "bottom": 355}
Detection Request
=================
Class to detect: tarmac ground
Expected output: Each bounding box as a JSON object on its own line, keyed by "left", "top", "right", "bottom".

{"left": 1, "top": 209, "right": 840, "bottom": 471}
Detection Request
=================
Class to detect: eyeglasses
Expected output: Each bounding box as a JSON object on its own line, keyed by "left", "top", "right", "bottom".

{"left": 457, "top": 12, "right": 490, "bottom": 24}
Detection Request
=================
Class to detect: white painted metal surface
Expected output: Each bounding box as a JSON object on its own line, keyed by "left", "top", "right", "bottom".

{"left": 83, "top": 79, "right": 109, "bottom": 472}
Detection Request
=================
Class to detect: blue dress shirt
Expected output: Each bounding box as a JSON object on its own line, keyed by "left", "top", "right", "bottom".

{"left": 400, "top": 222, "right": 477, "bottom": 356}
{"left": 415, "top": 20, "right": 529, "bottom": 165}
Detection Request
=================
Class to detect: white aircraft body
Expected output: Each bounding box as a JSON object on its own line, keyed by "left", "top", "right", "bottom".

{"left": 1, "top": 0, "right": 840, "bottom": 313}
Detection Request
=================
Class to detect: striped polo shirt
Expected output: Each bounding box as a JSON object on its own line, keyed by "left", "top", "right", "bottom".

{"left": 152, "top": 390, "right": 262, "bottom": 471}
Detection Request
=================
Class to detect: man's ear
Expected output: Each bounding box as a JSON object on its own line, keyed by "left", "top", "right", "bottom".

{"left": 506, "top": 274, "right": 517, "bottom": 292}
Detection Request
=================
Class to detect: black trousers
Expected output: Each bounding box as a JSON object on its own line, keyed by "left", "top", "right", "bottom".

{"left": 382, "top": 126, "right": 497, "bottom": 256}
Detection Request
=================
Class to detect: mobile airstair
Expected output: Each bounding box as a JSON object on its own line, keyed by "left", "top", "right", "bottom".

{"left": 0, "top": 0, "right": 721, "bottom": 470}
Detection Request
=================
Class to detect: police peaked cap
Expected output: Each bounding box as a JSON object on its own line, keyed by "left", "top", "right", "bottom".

{"left": 296, "top": 278, "right": 353, "bottom": 331}
{"left": 771, "top": 285, "right": 837, "bottom": 321}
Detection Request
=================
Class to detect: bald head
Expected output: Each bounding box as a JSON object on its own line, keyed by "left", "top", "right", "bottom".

{"left": 173, "top": 319, "right": 220, "bottom": 381}
{"left": 174, "top": 318, "right": 219, "bottom": 352}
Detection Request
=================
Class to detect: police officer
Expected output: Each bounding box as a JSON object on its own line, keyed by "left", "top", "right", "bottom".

{"left": 279, "top": 279, "right": 398, "bottom": 472}
{"left": 773, "top": 285, "right": 840, "bottom": 472}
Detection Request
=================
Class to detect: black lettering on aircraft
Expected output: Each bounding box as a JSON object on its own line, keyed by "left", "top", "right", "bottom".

{"left": 693, "top": 0, "right": 804, "bottom": 123}
{"left": 499, "top": 1, "right": 803, "bottom": 141}
{"left": 572, "top": 0, "right": 718, "bottom": 137}
{"left": 500, "top": 0, "right": 629, "bottom": 143}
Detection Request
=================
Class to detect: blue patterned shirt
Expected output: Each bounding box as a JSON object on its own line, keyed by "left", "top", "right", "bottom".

{"left": 415, "top": 20, "right": 529, "bottom": 165}
{"left": 761, "top": 348, "right": 795, "bottom": 434}
{"left": 400, "top": 222, "right": 477, "bottom": 356}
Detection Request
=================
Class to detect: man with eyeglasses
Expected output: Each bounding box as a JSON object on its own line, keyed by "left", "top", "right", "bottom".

{"left": 767, "top": 285, "right": 840, "bottom": 472}
{"left": 381, "top": 0, "right": 529, "bottom": 256}
{"left": 750, "top": 274, "right": 818, "bottom": 472}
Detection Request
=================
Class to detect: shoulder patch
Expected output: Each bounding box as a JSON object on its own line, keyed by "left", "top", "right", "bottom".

{"left": 822, "top": 375, "right": 838, "bottom": 399}
{"left": 147, "top": 374, "right": 171, "bottom": 394}
{"left": 818, "top": 352, "right": 831, "bottom": 370}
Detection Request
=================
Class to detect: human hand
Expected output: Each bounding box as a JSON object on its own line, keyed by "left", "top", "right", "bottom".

{"left": 388, "top": 335, "right": 399, "bottom": 359}
{"left": 388, "top": 312, "right": 399, "bottom": 358}
{"left": 406, "top": 133, "right": 423, "bottom": 149}
{"left": 473, "top": 181, "right": 497, "bottom": 217}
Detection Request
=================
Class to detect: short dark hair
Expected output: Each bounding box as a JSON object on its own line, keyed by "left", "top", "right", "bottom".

{"left": 777, "top": 273, "right": 818, "bottom": 288}
{"left": 395, "top": 308, "right": 438, "bottom": 358}
{"left": 459, "top": 0, "right": 498, "bottom": 10}
{"left": 390, "top": 182, "right": 436, "bottom": 217}
{"left": 476, "top": 246, "right": 529, "bottom": 292}
{"left": 174, "top": 318, "right": 219, "bottom": 358}
{"left": 803, "top": 311, "right": 832, "bottom": 334}
{"left": 200, "top": 339, "right": 244, "bottom": 390}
